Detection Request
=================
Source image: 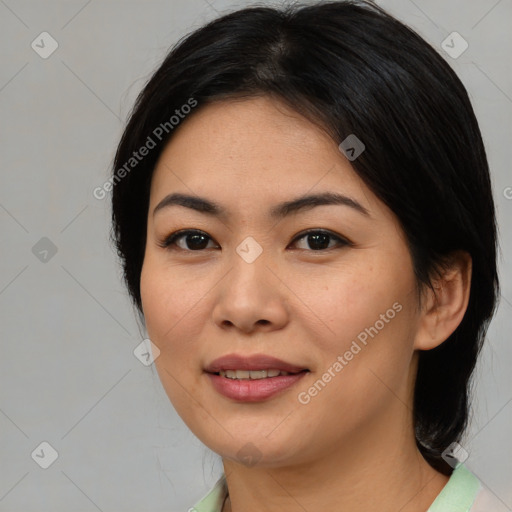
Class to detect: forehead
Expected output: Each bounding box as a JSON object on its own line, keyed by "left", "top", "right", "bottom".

{"left": 149, "top": 96, "right": 377, "bottom": 217}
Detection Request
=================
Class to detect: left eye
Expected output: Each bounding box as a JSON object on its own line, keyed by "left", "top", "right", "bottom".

{"left": 159, "top": 229, "right": 350, "bottom": 252}
{"left": 290, "top": 230, "right": 350, "bottom": 251}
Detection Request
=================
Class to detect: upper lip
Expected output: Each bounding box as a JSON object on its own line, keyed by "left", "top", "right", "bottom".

{"left": 204, "top": 354, "right": 308, "bottom": 374}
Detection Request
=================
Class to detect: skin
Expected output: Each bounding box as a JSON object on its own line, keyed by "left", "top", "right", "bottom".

{"left": 140, "top": 96, "right": 472, "bottom": 512}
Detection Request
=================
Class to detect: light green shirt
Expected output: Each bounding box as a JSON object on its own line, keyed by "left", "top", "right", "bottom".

{"left": 190, "top": 463, "right": 487, "bottom": 512}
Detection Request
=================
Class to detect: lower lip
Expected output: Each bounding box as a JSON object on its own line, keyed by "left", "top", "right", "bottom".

{"left": 206, "top": 371, "right": 308, "bottom": 402}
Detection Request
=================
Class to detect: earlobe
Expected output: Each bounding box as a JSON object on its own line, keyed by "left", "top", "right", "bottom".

{"left": 414, "top": 251, "right": 472, "bottom": 351}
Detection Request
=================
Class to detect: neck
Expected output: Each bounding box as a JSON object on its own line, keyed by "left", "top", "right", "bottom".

{"left": 221, "top": 406, "right": 450, "bottom": 512}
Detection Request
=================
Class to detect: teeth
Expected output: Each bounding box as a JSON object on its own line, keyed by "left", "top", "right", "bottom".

{"left": 219, "top": 369, "right": 291, "bottom": 379}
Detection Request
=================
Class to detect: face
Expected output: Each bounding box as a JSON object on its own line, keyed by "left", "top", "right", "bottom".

{"left": 140, "top": 96, "right": 425, "bottom": 468}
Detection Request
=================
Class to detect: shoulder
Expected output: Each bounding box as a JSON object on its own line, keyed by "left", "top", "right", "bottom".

{"left": 471, "top": 481, "right": 510, "bottom": 512}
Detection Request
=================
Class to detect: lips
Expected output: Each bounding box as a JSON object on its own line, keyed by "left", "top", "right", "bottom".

{"left": 204, "top": 354, "right": 308, "bottom": 374}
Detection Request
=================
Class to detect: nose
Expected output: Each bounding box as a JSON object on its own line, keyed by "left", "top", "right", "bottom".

{"left": 211, "top": 249, "right": 289, "bottom": 334}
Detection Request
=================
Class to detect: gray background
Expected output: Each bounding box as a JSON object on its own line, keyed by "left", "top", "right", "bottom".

{"left": 0, "top": 0, "right": 511, "bottom": 510}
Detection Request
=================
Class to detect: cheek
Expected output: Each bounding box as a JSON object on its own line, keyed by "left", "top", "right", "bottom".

{"left": 140, "top": 260, "right": 208, "bottom": 414}
{"left": 299, "top": 257, "right": 417, "bottom": 392}
{"left": 140, "top": 256, "right": 208, "bottom": 342}
{"left": 299, "top": 260, "right": 406, "bottom": 347}
{"left": 140, "top": 259, "right": 207, "bottom": 359}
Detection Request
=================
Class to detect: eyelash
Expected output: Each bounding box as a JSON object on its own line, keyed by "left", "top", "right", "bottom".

{"left": 158, "top": 229, "right": 352, "bottom": 252}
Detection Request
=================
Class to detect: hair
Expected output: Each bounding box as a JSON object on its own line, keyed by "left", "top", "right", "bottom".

{"left": 110, "top": 0, "right": 500, "bottom": 474}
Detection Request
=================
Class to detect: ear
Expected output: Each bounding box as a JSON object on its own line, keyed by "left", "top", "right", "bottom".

{"left": 414, "top": 251, "right": 472, "bottom": 351}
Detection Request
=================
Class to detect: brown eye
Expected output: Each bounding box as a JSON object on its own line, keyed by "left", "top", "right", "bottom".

{"left": 159, "top": 228, "right": 351, "bottom": 252}
{"left": 290, "top": 230, "right": 351, "bottom": 251}
{"left": 159, "top": 230, "right": 218, "bottom": 251}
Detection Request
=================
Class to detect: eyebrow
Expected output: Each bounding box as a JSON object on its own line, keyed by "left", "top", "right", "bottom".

{"left": 153, "top": 191, "right": 370, "bottom": 219}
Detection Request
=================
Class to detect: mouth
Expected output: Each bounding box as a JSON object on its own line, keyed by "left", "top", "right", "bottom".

{"left": 215, "top": 368, "right": 307, "bottom": 380}
{"left": 204, "top": 354, "right": 310, "bottom": 401}
{"left": 205, "top": 370, "right": 309, "bottom": 402}
{"left": 204, "top": 353, "right": 310, "bottom": 376}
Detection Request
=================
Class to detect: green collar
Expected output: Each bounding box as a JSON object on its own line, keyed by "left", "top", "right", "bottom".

{"left": 427, "top": 463, "right": 481, "bottom": 512}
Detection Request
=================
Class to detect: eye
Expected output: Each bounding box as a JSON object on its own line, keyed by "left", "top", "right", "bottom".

{"left": 158, "top": 229, "right": 218, "bottom": 251}
{"left": 289, "top": 229, "right": 351, "bottom": 251}
{"left": 158, "top": 228, "right": 351, "bottom": 252}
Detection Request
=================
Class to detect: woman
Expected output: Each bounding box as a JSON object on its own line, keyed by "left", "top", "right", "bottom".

{"left": 110, "top": 1, "right": 501, "bottom": 510}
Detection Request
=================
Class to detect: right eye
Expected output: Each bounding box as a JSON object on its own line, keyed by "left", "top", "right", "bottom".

{"left": 158, "top": 229, "right": 219, "bottom": 251}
